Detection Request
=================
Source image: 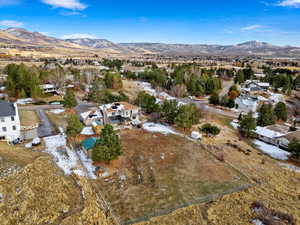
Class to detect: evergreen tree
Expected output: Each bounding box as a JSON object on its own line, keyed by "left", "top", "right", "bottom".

{"left": 104, "top": 72, "right": 123, "bottom": 89}
{"left": 64, "top": 89, "right": 77, "bottom": 108}
{"left": 161, "top": 100, "right": 179, "bottom": 124}
{"left": 92, "top": 125, "right": 122, "bottom": 162}
{"left": 209, "top": 93, "right": 220, "bottom": 105}
{"left": 66, "top": 114, "right": 83, "bottom": 136}
{"left": 274, "top": 102, "right": 287, "bottom": 121}
{"left": 135, "top": 91, "right": 160, "bottom": 114}
{"left": 239, "top": 112, "right": 256, "bottom": 138}
{"left": 288, "top": 139, "right": 300, "bottom": 159}
{"left": 175, "top": 103, "right": 200, "bottom": 129}
{"left": 257, "top": 104, "right": 276, "bottom": 127}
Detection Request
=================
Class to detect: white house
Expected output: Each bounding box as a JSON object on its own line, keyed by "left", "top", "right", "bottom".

{"left": 40, "top": 84, "right": 58, "bottom": 94}
{"left": 235, "top": 95, "right": 259, "bottom": 114}
{"left": 0, "top": 101, "right": 21, "bottom": 141}
{"left": 100, "top": 102, "right": 140, "bottom": 125}
{"left": 242, "top": 80, "right": 270, "bottom": 94}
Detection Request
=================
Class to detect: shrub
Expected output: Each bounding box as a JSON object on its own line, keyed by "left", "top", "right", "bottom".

{"left": 200, "top": 123, "right": 220, "bottom": 136}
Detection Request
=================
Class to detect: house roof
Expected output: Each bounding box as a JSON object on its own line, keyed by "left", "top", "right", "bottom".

{"left": 255, "top": 126, "right": 285, "bottom": 139}
{"left": 81, "top": 137, "right": 98, "bottom": 150}
{"left": 280, "top": 130, "right": 300, "bottom": 142}
{"left": 0, "top": 101, "right": 16, "bottom": 117}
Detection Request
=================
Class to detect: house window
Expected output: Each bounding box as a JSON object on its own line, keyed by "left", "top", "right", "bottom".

{"left": 0, "top": 118, "right": 4, "bottom": 122}
{"left": 12, "top": 125, "right": 16, "bottom": 131}
{"left": 0, "top": 136, "right": 5, "bottom": 140}
{"left": 2, "top": 127, "right": 7, "bottom": 132}
{"left": 11, "top": 116, "right": 15, "bottom": 121}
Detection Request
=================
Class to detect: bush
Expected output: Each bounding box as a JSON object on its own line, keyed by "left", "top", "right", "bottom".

{"left": 200, "top": 123, "right": 220, "bottom": 136}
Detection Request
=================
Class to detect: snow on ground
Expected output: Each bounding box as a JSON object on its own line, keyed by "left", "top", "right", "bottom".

{"left": 80, "top": 126, "right": 95, "bottom": 135}
{"left": 16, "top": 98, "right": 33, "bottom": 105}
{"left": 43, "top": 135, "right": 96, "bottom": 179}
{"left": 49, "top": 109, "right": 65, "bottom": 114}
{"left": 77, "top": 150, "right": 97, "bottom": 179}
{"left": 253, "top": 140, "right": 291, "bottom": 160}
{"left": 279, "top": 163, "right": 300, "bottom": 173}
{"left": 252, "top": 219, "right": 264, "bottom": 225}
{"left": 143, "top": 122, "right": 179, "bottom": 135}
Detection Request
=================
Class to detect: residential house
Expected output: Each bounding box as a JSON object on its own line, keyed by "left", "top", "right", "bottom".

{"left": 235, "top": 95, "right": 259, "bottom": 114}
{"left": 254, "top": 126, "right": 285, "bottom": 146}
{"left": 241, "top": 80, "right": 270, "bottom": 94}
{"left": 100, "top": 102, "right": 140, "bottom": 125}
{"left": 80, "top": 110, "right": 103, "bottom": 126}
{"left": 275, "top": 130, "right": 300, "bottom": 149}
{"left": 0, "top": 101, "right": 21, "bottom": 141}
{"left": 40, "top": 84, "right": 59, "bottom": 94}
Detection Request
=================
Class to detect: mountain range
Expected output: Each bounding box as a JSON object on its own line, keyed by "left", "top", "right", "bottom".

{"left": 1, "top": 27, "right": 300, "bottom": 58}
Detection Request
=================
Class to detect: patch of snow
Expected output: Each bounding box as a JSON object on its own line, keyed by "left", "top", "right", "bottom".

{"left": 44, "top": 135, "right": 78, "bottom": 175}
{"left": 49, "top": 109, "right": 65, "bottom": 114}
{"left": 230, "top": 121, "right": 239, "bottom": 129}
{"left": 73, "top": 169, "right": 85, "bottom": 177}
{"left": 44, "top": 135, "right": 96, "bottom": 179}
{"left": 279, "top": 163, "right": 300, "bottom": 173}
{"left": 253, "top": 140, "right": 291, "bottom": 160}
{"left": 143, "top": 122, "right": 179, "bottom": 135}
{"left": 191, "top": 131, "right": 202, "bottom": 140}
{"left": 80, "top": 127, "right": 95, "bottom": 135}
{"left": 77, "top": 150, "right": 97, "bottom": 179}
{"left": 252, "top": 219, "right": 265, "bottom": 225}
{"left": 16, "top": 98, "right": 33, "bottom": 105}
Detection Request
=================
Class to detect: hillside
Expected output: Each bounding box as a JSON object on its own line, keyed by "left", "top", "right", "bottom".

{"left": 1, "top": 28, "right": 300, "bottom": 57}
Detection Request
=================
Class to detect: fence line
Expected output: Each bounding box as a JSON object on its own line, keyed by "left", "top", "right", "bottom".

{"left": 122, "top": 183, "right": 255, "bottom": 225}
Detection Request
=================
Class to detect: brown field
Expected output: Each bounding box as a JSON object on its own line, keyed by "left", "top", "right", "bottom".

{"left": 96, "top": 128, "right": 249, "bottom": 223}
{"left": 0, "top": 141, "right": 111, "bottom": 225}
{"left": 19, "top": 109, "right": 39, "bottom": 127}
{"left": 137, "top": 115, "right": 300, "bottom": 225}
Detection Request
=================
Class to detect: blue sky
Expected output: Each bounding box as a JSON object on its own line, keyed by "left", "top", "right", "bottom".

{"left": 1, "top": 0, "right": 300, "bottom": 46}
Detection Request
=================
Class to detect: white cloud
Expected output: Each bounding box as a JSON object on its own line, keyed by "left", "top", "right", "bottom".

{"left": 41, "top": 0, "right": 87, "bottom": 10}
{"left": 0, "top": 20, "right": 23, "bottom": 27}
{"left": 241, "top": 24, "right": 264, "bottom": 31}
{"left": 278, "top": 0, "right": 300, "bottom": 7}
{"left": 61, "top": 33, "right": 97, "bottom": 39}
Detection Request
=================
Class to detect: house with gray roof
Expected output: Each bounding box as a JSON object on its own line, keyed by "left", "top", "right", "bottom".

{"left": 0, "top": 101, "right": 21, "bottom": 141}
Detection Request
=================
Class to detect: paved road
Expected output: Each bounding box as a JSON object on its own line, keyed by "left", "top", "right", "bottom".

{"left": 180, "top": 97, "right": 238, "bottom": 118}
{"left": 37, "top": 109, "right": 57, "bottom": 137}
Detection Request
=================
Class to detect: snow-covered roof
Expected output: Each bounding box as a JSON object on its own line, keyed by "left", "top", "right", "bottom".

{"left": 40, "top": 84, "right": 57, "bottom": 90}
{"left": 255, "top": 126, "right": 284, "bottom": 139}
{"left": 80, "top": 110, "right": 102, "bottom": 120}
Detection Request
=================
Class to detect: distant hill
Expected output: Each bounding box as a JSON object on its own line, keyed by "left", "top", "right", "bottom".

{"left": 120, "top": 41, "right": 300, "bottom": 57}
{"left": 1, "top": 27, "right": 300, "bottom": 57}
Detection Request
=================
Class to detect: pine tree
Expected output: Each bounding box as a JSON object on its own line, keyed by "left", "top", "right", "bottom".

{"left": 92, "top": 125, "right": 122, "bottom": 162}
{"left": 239, "top": 112, "right": 256, "bottom": 138}
{"left": 257, "top": 104, "right": 276, "bottom": 127}
{"left": 274, "top": 102, "right": 287, "bottom": 121}
{"left": 64, "top": 89, "right": 77, "bottom": 108}
{"left": 66, "top": 114, "right": 83, "bottom": 136}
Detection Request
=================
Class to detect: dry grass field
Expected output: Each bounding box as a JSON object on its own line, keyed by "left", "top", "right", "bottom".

{"left": 0, "top": 141, "right": 111, "bottom": 225}
{"left": 96, "top": 129, "right": 249, "bottom": 224}
{"left": 137, "top": 115, "right": 300, "bottom": 225}
{"left": 19, "top": 110, "right": 39, "bottom": 127}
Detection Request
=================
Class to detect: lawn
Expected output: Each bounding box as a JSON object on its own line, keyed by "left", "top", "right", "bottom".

{"left": 96, "top": 128, "right": 249, "bottom": 223}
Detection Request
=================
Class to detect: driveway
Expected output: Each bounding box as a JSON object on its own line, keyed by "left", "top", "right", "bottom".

{"left": 37, "top": 109, "right": 57, "bottom": 137}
